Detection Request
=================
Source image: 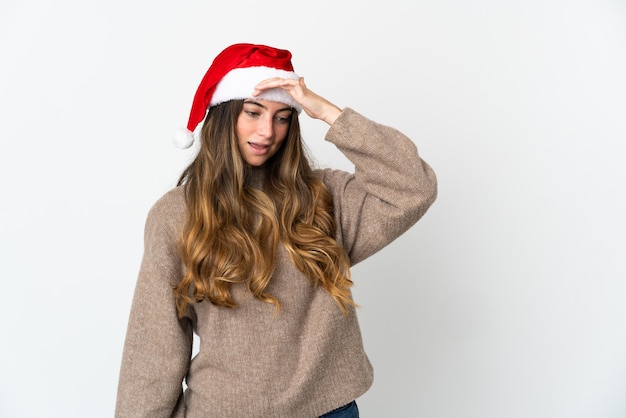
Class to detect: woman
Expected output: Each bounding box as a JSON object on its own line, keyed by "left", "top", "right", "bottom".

{"left": 115, "top": 43, "right": 437, "bottom": 418}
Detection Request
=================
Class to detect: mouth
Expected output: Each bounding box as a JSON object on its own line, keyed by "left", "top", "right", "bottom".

{"left": 248, "top": 141, "right": 271, "bottom": 155}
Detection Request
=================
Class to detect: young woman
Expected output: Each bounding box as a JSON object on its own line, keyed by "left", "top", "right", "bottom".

{"left": 115, "top": 43, "right": 437, "bottom": 418}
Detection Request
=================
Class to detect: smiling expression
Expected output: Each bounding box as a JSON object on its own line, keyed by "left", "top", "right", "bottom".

{"left": 236, "top": 99, "right": 293, "bottom": 167}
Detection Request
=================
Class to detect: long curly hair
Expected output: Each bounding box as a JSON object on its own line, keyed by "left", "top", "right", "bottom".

{"left": 173, "top": 100, "right": 355, "bottom": 317}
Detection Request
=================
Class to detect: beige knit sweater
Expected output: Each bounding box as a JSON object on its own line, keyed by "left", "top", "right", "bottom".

{"left": 115, "top": 108, "right": 437, "bottom": 418}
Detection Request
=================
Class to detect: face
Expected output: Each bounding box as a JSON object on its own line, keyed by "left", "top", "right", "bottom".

{"left": 236, "top": 99, "right": 293, "bottom": 167}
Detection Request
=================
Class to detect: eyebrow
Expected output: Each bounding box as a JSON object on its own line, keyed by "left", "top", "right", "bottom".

{"left": 243, "top": 100, "right": 293, "bottom": 113}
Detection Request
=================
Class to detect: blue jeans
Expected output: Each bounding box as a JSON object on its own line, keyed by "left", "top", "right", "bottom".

{"left": 319, "top": 401, "right": 359, "bottom": 418}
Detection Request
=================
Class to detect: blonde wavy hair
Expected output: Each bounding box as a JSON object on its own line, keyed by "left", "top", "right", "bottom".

{"left": 173, "top": 100, "right": 355, "bottom": 317}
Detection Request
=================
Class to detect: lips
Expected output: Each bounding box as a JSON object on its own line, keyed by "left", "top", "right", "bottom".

{"left": 248, "top": 141, "right": 271, "bottom": 155}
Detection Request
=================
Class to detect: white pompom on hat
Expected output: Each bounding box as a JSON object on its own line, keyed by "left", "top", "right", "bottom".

{"left": 174, "top": 43, "right": 301, "bottom": 149}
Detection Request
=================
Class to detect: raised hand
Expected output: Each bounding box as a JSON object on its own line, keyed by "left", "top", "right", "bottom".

{"left": 253, "top": 77, "right": 342, "bottom": 125}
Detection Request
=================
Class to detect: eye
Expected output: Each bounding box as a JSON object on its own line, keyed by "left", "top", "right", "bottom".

{"left": 274, "top": 113, "right": 292, "bottom": 124}
{"left": 244, "top": 110, "right": 260, "bottom": 118}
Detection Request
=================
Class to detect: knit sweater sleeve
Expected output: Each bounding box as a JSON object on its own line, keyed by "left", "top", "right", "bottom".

{"left": 115, "top": 190, "right": 193, "bottom": 418}
{"left": 320, "top": 108, "right": 437, "bottom": 265}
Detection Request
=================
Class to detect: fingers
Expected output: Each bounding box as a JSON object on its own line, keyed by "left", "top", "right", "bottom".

{"left": 253, "top": 77, "right": 301, "bottom": 95}
{"left": 252, "top": 77, "right": 340, "bottom": 125}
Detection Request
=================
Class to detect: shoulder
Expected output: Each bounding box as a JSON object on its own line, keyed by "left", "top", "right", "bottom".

{"left": 313, "top": 168, "right": 355, "bottom": 197}
{"left": 314, "top": 167, "right": 351, "bottom": 185}
{"left": 144, "top": 186, "right": 186, "bottom": 236}
{"left": 149, "top": 186, "right": 185, "bottom": 215}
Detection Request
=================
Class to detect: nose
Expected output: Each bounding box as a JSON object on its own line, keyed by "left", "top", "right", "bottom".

{"left": 257, "top": 114, "right": 274, "bottom": 138}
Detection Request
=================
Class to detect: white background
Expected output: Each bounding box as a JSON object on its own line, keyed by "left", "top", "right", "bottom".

{"left": 1, "top": 0, "right": 625, "bottom": 417}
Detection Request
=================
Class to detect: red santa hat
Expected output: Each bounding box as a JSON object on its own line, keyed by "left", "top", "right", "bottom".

{"left": 174, "top": 43, "right": 301, "bottom": 149}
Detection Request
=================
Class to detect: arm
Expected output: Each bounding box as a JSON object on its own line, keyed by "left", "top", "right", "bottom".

{"left": 115, "top": 193, "right": 193, "bottom": 418}
{"left": 321, "top": 108, "right": 437, "bottom": 264}
{"left": 254, "top": 77, "right": 437, "bottom": 264}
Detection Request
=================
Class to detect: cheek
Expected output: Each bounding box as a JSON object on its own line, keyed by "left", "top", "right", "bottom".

{"left": 236, "top": 113, "right": 256, "bottom": 138}
{"left": 275, "top": 126, "right": 289, "bottom": 145}
{"left": 235, "top": 120, "right": 247, "bottom": 140}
